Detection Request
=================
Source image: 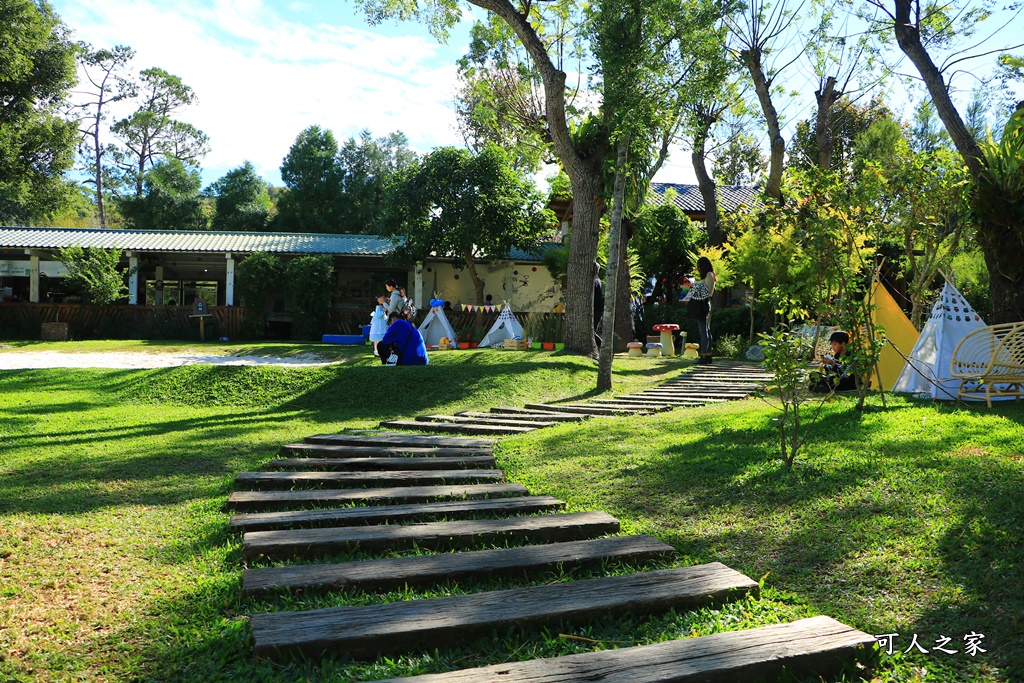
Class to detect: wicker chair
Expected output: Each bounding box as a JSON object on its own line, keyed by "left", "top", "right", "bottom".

{"left": 950, "top": 321, "right": 1024, "bottom": 406}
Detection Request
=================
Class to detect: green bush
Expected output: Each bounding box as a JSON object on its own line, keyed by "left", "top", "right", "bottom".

{"left": 284, "top": 254, "right": 335, "bottom": 340}
{"left": 236, "top": 252, "right": 284, "bottom": 339}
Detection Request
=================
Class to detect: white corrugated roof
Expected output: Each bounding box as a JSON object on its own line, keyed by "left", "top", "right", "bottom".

{"left": 0, "top": 227, "right": 400, "bottom": 255}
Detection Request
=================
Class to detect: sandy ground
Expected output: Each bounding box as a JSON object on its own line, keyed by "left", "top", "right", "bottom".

{"left": 0, "top": 350, "right": 337, "bottom": 369}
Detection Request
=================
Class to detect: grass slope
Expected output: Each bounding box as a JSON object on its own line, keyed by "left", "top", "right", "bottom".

{"left": 0, "top": 344, "right": 1021, "bottom": 682}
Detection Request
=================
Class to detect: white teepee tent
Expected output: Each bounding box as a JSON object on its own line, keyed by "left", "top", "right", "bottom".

{"left": 480, "top": 306, "right": 525, "bottom": 347}
{"left": 893, "top": 282, "right": 987, "bottom": 399}
{"left": 418, "top": 302, "right": 458, "bottom": 348}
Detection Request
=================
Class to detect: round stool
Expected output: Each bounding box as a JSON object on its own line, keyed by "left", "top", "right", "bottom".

{"left": 646, "top": 342, "right": 663, "bottom": 358}
{"left": 627, "top": 341, "right": 644, "bottom": 357}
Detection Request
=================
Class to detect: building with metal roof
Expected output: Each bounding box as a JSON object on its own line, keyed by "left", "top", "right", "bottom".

{"left": 648, "top": 183, "right": 760, "bottom": 221}
{"left": 0, "top": 227, "right": 562, "bottom": 312}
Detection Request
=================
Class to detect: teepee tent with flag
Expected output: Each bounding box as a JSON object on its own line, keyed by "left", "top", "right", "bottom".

{"left": 480, "top": 305, "right": 525, "bottom": 347}
{"left": 418, "top": 298, "right": 458, "bottom": 348}
{"left": 893, "top": 282, "right": 989, "bottom": 399}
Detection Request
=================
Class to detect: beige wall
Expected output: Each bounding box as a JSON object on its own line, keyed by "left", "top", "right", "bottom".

{"left": 420, "top": 260, "right": 563, "bottom": 312}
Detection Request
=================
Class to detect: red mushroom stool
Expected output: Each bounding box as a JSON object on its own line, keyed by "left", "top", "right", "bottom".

{"left": 652, "top": 323, "right": 679, "bottom": 356}
{"left": 626, "top": 341, "right": 644, "bottom": 357}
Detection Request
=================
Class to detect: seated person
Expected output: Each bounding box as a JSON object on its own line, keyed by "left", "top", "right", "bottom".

{"left": 810, "top": 330, "right": 857, "bottom": 393}
{"left": 376, "top": 310, "right": 429, "bottom": 366}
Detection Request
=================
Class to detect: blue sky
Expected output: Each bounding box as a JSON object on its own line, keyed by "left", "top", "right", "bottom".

{"left": 51, "top": 0, "right": 1022, "bottom": 191}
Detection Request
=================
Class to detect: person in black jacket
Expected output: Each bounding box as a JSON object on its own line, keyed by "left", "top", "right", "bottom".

{"left": 593, "top": 261, "right": 604, "bottom": 349}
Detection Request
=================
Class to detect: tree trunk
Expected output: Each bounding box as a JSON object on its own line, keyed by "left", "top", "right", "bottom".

{"left": 565, "top": 170, "right": 604, "bottom": 356}
{"left": 814, "top": 76, "right": 840, "bottom": 171}
{"left": 741, "top": 47, "right": 785, "bottom": 203}
{"left": 691, "top": 122, "right": 722, "bottom": 246}
{"left": 614, "top": 223, "right": 634, "bottom": 352}
{"left": 469, "top": 0, "right": 608, "bottom": 356}
{"left": 598, "top": 136, "right": 629, "bottom": 390}
{"left": 984, "top": 249, "right": 1024, "bottom": 323}
{"left": 464, "top": 246, "right": 487, "bottom": 327}
{"left": 92, "top": 124, "right": 106, "bottom": 228}
{"left": 892, "top": 1, "right": 983, "bottom": 177}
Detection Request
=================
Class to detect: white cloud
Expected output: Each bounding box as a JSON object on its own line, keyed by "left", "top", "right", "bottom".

{"left": 55, "top": 0, "right": 467, "bottom": 185}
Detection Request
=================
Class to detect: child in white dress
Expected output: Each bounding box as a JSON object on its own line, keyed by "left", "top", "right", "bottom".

{"left": 369, "top": 304, "right": 387, "bottom": 355}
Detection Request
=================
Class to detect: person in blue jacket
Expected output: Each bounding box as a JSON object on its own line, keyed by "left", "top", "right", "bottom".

{"left": 377, "top": 310, "right": 429, "bottom": 366}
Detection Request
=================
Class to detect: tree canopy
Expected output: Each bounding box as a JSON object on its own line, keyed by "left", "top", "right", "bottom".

{"left": 0, "top": 0, "right": 78, "bottom": 223}
{"left": 208, "top": 161, "right": 272, "bottom": 232}
{"left": 384, "top": 143, "right": 552, "bottom": 305}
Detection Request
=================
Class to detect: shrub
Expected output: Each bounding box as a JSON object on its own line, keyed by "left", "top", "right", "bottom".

{"left": 57, "top": 246, "right": 127, "bottom": 305}
{"left": 284, "top": 254, "right": 335, "bottom": 340}
{"left": 236, "top": 252, "right": 284, "bottom": 339}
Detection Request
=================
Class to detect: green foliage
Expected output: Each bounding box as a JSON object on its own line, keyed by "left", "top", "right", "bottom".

{"left": 284, "top": 254, "right": 335, "bottom": 340}
{"left": 336, "top": 130, "right": 417, "bottom": 233}
{"left": 385, "top": 144, "right": 551, "bottom": 303}
{"left": 541, "top": 243, "right": 569, "bottom": 288}
{"left": 950, "top": 246, "right": 991, "bottom": 320}
{"left": 109, "top": 67, "right": 209, "bottom": 196}
{"left": 0, "top": 0, "right": 79, "bottom": 222}
{"left": 974, "top": 105, "right": 1024, "bottom": 282}
{"left": 207, "top": 161, "right": 272, "bottom": 231}
{"left": 275, "top": 125, "right": 344, "bottom": 232}
{"left": 758, "top": 326, "right": 822, "bottom": 467}
{"left": 790, "top": 97, "right": 895, "bottom": 174}
{"left": 235, "top": 252, "right": 284, "bottom": 337}
{"left": 633, "top": 199, "right": 704, "bottom": 301}
{"left": 712, "top": 333, "right": 745, "bottom": 359}
{"left": 713, "top": 132, "right": 765, "bottom": 185}
{"left": 116, "top": 158, "right": 206, "bottom": 230}
{"left": 56, "top": 245, "right": 127, "bottom": 305}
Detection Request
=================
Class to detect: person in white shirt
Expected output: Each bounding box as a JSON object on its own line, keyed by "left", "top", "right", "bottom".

{"left": 683, "top": 257, "right": 716, "bottom": 364}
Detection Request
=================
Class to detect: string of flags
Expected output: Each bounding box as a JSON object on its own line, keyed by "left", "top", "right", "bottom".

{"left": 428, "top": 296, "right": 505, "bottom": 313}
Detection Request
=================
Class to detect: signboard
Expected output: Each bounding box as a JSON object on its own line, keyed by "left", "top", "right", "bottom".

{"left": 0, "top": 260, "right": 70, "bottom": 277}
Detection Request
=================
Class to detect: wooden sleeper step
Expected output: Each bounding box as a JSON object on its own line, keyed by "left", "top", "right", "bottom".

{"left": 416, "top": 414, "right": 557, "bottom": 428}
{"left": 265, "top": 455, "right": 497, "bottom": 471}
{"left": 225, "top": 483, "right": 529, "bottom": 512}
{"left": 249, "top": 563, "right": 758, "bottom": 659}
{"left": 229, "top": 495, "right": 566, "bottom": 533}
{"left": 459, "top": 411, "right": 582, "bottom": 423}
{"left": 234, "top": 469, "right": 504, "bottom": 490}
{"left": 522, "top": 403, "right": 651, "bottom": 416}
{"left": 243, "top": 534, "right": 675, "bottom": 595}
{"left": 242, "top": 511, "right": 621, "bottom": 559}
{"left": 488, "top": 407, "right": 588, "bottom": 421}
{"left": 381, "top": 420, "right": 538, "bottom": 435}
{"left": 363, "top": 616, "right": 875, "bottom": 682}
{"left": 281, "top": 443, "right": 494, "bottom": 458}
{"left": 305, "top": 433, "right": 495, "bottom": 449}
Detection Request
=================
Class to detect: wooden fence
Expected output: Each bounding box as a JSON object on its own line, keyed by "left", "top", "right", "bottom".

{"left": 0, "top": 303, "right": 565, "bottom": 343}
{"left": 0, "top": 303, "right": 245, "bottom": 341}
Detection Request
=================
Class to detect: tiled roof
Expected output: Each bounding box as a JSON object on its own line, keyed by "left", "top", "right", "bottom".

{"left": 648, "top": 183, "right": 759, "bottom": 214}
{"left": 0, "top": 227, "right": 400, "bottom": 255}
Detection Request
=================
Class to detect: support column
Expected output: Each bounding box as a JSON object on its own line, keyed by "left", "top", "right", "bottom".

{"left": 414, "top": 262, "right": 424, "bottom": 309}
{"left": 155, "top": 266, "right": 164, "bottom": 306}
{"left": 29, "top": 255, "right": 40, "bottom": 303}
{"left": 225, "top": 253, "right": 235, "bottom": 306}
{"left": 128, "top": 253, "right": 139, "bottom": 305}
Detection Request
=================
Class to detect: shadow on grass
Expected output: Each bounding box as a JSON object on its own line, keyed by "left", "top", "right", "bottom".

{"left": 521, "top": 399, "right": 1024, "bottom": 679}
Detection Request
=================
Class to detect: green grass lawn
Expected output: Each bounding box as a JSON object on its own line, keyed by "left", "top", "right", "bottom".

{"left": 0, "top": 343, "right": 1021, "bottom": 682}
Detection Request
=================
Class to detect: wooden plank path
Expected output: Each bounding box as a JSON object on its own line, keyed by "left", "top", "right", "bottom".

{"left": 230, "top": 495, "right": 566, "bottom": 532}
{"left": 231, "top": 362, "right": 873, "bottom": 680}
{"left": 234, "top": 469, "right": 505, "bottom": 490}
{"left": 364, "top": 616, "right": 875, "bottom": 683}
{"left": 249, "top": 564, "right": 759, "bottom": 659}
{"left": 380, "top": 419, "right": 539, "bottom": 435}
{"left": 242, "top": 511, "right": 621, "bottom": 559}
{"left": 265, "top": 455, "right": 497, "bottom": 471}
{"left": 226, "top": 483, "right": 529, "bottom": 512}
{"left": 243, "top": 535, "right": 674, "bottom": 595}
{"left": 281, "top": 443, "right": 494, "bottom": 458}
{"left": 306, "top": 433, "right": 495, "bottom": 449}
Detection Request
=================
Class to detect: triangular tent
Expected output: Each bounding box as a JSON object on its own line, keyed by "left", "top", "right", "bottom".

{"left": 480, "top": 306, "right": 525, "bottom": 347}
{"left": 418, "top": 302, "right": 458, "bottom": 348}
{"left": 893, "top": 282, "right": 988, "bottom": 399}
{"left": 870, "top": 281, "right": 920, "bottom": 391}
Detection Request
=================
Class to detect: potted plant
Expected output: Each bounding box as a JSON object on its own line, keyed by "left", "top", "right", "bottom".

{"left": 539, "top": 316, "right": 558, "bottom": 350}
{"left": 456, "top": 328, "right": 473, "bottom": 349}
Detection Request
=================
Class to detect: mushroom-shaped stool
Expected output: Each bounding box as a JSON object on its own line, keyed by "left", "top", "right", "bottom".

{"left": 626, "top": 341, "right": 644, "bottom": 358}
{"left": 646, "top": 342, "right": 663, "bottom": 358}
{"left": 652, "top": 324, "right": 679, "bottom": 356}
